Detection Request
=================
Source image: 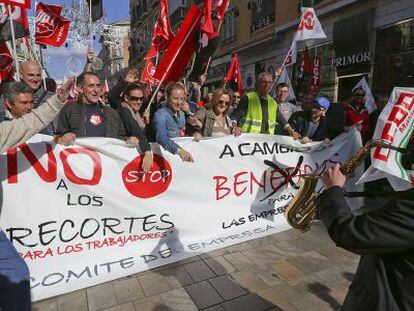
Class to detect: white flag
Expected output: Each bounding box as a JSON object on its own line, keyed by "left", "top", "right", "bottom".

{"left": 357, "top": 87, "right": 414, "bottom": 191}
{"left": 283, "top": 39, "right": 297, "bottom": 67}
{"left": 295, "top": 8, "right": 327, "bottom": 41}
{"left": 352, "top": 77, "right": 377, "bottom": 114}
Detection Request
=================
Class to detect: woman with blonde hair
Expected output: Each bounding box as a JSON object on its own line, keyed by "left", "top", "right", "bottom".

{"left": 193, "top": 88, "right": 241, "bottom": 141}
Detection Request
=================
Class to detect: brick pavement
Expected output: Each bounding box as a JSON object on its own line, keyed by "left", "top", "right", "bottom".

{"left": 32, "top": 222, "right": 359, "bottom": 311}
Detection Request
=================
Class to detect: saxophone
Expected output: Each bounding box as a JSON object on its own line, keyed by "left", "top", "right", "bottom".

{"left": 285, "top": 140, "right": 407, "bottom": 232}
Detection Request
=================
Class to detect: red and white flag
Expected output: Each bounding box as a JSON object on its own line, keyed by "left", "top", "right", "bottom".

{"left": 298, "top": 46, "right": 311, "bottom": 79}
{"left": 0, "top": 5, "right": 29, "bottom": 42}
{"left": 1, "top": 0, "right": 31, "bottom": 9}
{"left": 310, "top": 56, "right": 321, "bottom": 93}
{"left": 35, "top": 2, "right": 70, "bottom": 47}
{"left": 0, "top": 42, "right": 13, "bottom": 83}
{"left": 224, "top": 53, "right": 242, "bottom": 95}
{"left": 283, "top": 39, "right": 297, "bottom": 67}
{"left": 140, "top": 57, "right": 159, "bottom": 86}
{"left": 295, "top": 8, "right": 326, "bottom": 41}
{"left": 213, "top": 0, "right": 231, "bottom": 22}
{"left": 152, "top": 0, "right": 174, "bottom": 52}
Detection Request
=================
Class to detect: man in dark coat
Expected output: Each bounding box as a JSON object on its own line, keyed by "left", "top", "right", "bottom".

{"left": 318, "top": 163, "right": 414, "bottom": 311}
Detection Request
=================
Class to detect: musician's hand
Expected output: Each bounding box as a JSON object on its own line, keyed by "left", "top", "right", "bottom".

{"left": 322, "top": 163, "right": 346, "bottom": 190}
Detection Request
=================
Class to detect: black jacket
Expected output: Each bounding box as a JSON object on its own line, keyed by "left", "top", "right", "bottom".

{"left": 117, "top": 106, "right": 151, "bottom": 152}
{"left": 290, "top": 110, "right": 328, "bottom": 141}
{"left": 317, "top": 186, "right": 414, "bottom": 311}
{"left": 56, "top": 101, "right": 126, "bottom": 139}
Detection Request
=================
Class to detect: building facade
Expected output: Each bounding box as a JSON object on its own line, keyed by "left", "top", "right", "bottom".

{"left": 129, "top": 0, "right": 414, "bottom": 101}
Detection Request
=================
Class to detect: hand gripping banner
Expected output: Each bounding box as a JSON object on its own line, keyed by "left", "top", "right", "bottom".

{"left": 0, "top": 131, "right": 362, "bottom": 300}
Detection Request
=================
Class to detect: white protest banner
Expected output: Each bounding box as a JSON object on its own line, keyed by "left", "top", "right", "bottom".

{"left": 358, "top": 87, "right": 414, "bottom": 190}
{"left": 0, "top": 131, "right": 362, "bottom": 301}
{"left": 353, "top": 77, "right": 377, "bottom": 114}
{"left": 295, "top": 7, "right": 326, "bottom": 41}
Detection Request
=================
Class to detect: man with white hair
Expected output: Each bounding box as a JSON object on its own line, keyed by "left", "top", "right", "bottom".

{"left": 230, "top": 72, "right": 300, "bottom": 139}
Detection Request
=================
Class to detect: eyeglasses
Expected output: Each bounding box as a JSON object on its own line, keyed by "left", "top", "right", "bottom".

{"left": 128, "top": 95, "right": 145, "bottom": 102}
{"left": 218, "top": 100, "right": 230, "bottom": 105}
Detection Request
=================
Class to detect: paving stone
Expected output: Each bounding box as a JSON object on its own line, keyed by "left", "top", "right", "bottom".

{"left": 330, "top": 281, "right": 350, "bottom": 304}
{"left": 287, "top": 250, "right": 332, "bottom": 274}
{"left": 32, "top": 298, "right": 58, "bottom": 311}
{"left": 313, "top": 267, "right": 350, "bottom": 287}
{"left": 221, "top": 293, "right": 274, "bottom": 311}
{"left": 271, "top": 260, "right": 305, "bottom": 281}
{"left": 103, "top": 302, "right": 136, "bottom": 311}
{"left": 183, "top": 260, "right": 216, "bottom": 282}
{"left": 133, "top": 295, "right": 168, "bottom": 311}
{"left": 230, "top": 270, "right": 269, "bottom": 293}
{"left": 318, "top": 247, "right": 357, "bottom": 265}
{"left": 185, "top": 281, "right": 223, "bottom": 309}
{"left": 242, "top": 244, "right": 287, "bottom": 265}
{"left": 138, "top": 272, "right": 171, "bottom": 296}
{"left": 86, "top": 282, "right": 118, "bottom": 311}
{"left": 57, "top": 289, "right": 88, "bottom": 311}
{"left": 249, "top": 264, "right": 285, "bottom": 287}
{"left": 199, "top": 248, "right": 230, "bottom": 259}
{"left": 225, "top": 241, "right": 253, "bottom": 253}
{"left": 161, "top": 265, "right": 194, "bottom": 289}
{"left": 209, "top": 275, "right": 248, "bottom": 300}
{"left": 204, "top": 255, "right": 237, "bottom": 276}
{"left": 160, "top": 288, "right": 198, "bottom": 311}
{"left": 223, "top": 252, "right": 255, "bottom": 270}
{"left": 269, "top": 230, "right": 299, "bottom": 243}
{"left": 113, "top": 277, "right": 145, "bottom": 303}
{"left": 257, "top": 284, "right": 303, "bottom": 311}
{"left": 203, "top": 305, "right": 226, "bottom": 311}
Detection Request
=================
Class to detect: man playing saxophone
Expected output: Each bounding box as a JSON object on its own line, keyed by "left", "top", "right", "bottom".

{"left": 318, "top": 163, "right": 414, "bottom": 311}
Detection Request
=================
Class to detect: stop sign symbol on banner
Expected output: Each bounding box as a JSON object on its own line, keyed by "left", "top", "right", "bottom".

{"left": 298, "top": 11, "right": 315, "bottom": 31}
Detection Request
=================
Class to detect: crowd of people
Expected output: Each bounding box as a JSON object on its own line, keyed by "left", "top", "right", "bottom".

{"left": 0, "top": 55, "right": 414, "bottom": 310}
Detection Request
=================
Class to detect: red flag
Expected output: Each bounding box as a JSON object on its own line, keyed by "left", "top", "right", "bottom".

{"left": 0, "top": 43, "right": 13, "bottom": 83}
{"left": 154, "top": 5, "right": 202, "bottom": 85}
{"left": 214, "top": 0, "right": 231, "bottom": 22}
{"left": 152, "top": 0, "right": 174, "bottom": 52}
{"left": 141, "top": 57, "right": 159, "bottom": 86}
{"left": 2, "top": 0, "right": 31, "bottom": 9}
{"left": 102, "top": 78, "right": 109, "bottom": 94}
{"left": 35, "top": 2, "right": 70, "bottom": 48}
{"left": 299, "top": 46, "right": 311, "bottom": 79}
{"left": 201, "top": 0, "right": 218, "bottom": 40}
{"left": 224, "top": 53, "right": 242, "bottom": 95}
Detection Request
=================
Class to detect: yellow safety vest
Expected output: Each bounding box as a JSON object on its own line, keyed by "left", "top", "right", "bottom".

{"left": 240, "top": 92, "right": 277, "bottom": 134}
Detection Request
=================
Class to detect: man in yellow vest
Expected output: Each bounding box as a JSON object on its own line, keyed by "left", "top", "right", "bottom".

{"left": 231, "top": 72, "right": 300, "bottom": 140}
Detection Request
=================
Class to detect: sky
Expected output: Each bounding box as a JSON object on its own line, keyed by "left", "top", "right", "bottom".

{"left": 27, "top": 0, "right": 130, "bottom": 80}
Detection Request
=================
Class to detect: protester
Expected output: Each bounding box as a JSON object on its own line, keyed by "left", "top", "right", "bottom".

{"left": 188, "top": 74, "right": 206, "bottom": 107}
{"left": 345, "top": 87, "right": 370, "bottom": 142}
{"left": 118, "top": 84, "right": 153, "bottom": 172}
{"left": 228, "top": 90, "right": 241, "bottom": 115}
{"left": 0, "top": 83, "right": 34, "bottom": 122}
{"left": 0, "top": 79, "right": 75, "bottom": 311}
{"left": 153, "top": 82, "right": 199, "bottom": 162}
{"left": 231, "top": 72, "right": 300, "bottom": 139}
{"left": 193, "top": 88, "right": 240, "bottom": 140}
{"left": 55, "top": 72, "right": 136, "bottom": 146}
{"left": 318, "top": 163, "right": 414, "bottom": 311}
{"left": 275, "top": 82, "right": 302, "bottom": 121}
{"left": 299, "top": 92, "right": 316, "bottom": 111}
{"left": 17, "top": 60, "right": 56, "bottom": 135}
{"left": 107, "top": 67, "right": 140, "bottom": 110}
{"left": 290, "top": 96, "right": 331, "bottom": 143}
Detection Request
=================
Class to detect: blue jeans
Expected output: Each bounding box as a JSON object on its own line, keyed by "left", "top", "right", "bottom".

{"left": 0, "top": 230, "right": 31, "bottom": 310}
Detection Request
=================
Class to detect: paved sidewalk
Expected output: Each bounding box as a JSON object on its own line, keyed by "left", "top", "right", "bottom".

{"left": 32, "top": 222, "right": 359, "bottom": 311}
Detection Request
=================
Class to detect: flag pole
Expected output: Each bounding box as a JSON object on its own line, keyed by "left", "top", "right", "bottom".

{"left": 145, "top": 13, "right": 202, "bottom": 114}
{"left": 7, "top": 4, "right": 21, "bottom": 81}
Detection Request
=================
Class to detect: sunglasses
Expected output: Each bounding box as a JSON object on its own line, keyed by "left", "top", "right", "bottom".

{"left": 128, "top": 95, "right": 145, "bottom": 102}
{"left": 218, "top": 100, "right": 230, "bottom": 105}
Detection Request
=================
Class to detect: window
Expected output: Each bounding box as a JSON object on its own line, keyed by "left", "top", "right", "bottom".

{"left": 221, "top": 5, "right": 237, "bottom": 44}
{"left": 251, "top": 0, "right": 276, "bottom": 33}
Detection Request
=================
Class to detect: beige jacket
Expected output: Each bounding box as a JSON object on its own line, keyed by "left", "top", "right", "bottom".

{"left": 0, "top": 94, "right": 64, "bottom": 153}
